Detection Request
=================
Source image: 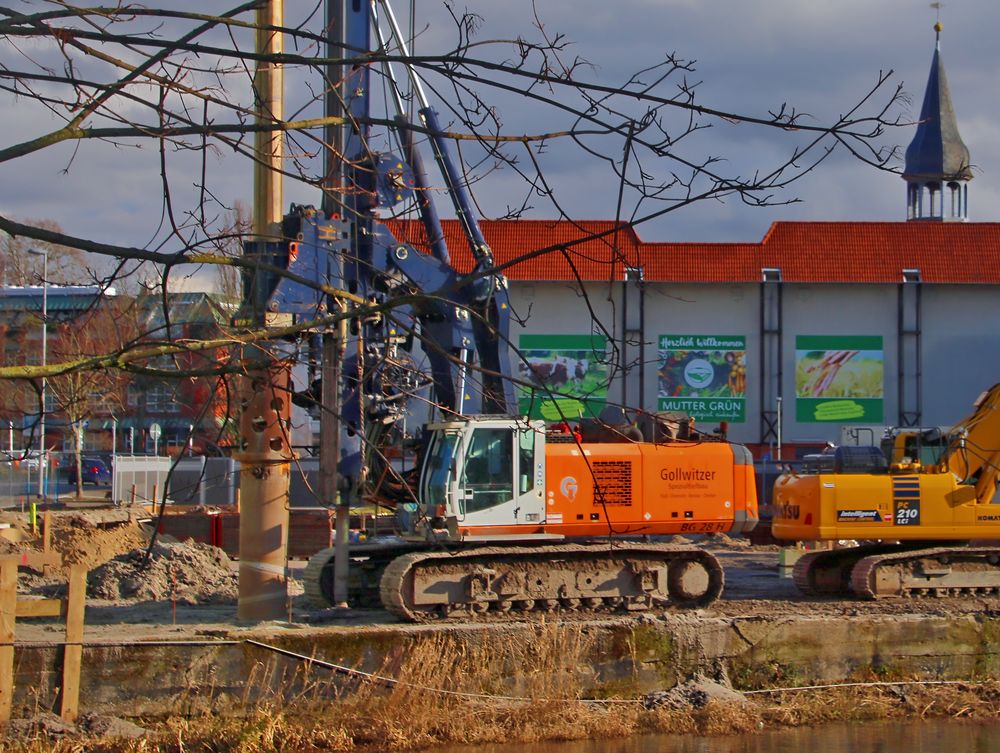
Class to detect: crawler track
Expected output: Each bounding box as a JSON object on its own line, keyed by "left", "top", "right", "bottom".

{"left": 378, "top": 543, "right": 723, "bottom": 622}
{"left": 305, "top": 542, "right": 723, "bottom": 620}
{"left": 791, "top": 545, "right": 1000, "bottom": 599}
{"left": 792, "top": 545, "right": 896, "bottom": 596}
{"left": 303, "top": 541, "right": 423, "bottom": 608}
{"left": 851, "top": 546, "right": 1000, "bottom": 598}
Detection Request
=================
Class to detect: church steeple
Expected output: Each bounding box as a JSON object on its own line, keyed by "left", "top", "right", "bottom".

{"left": 903, "top": 22, "right": 972, "bottom": 221}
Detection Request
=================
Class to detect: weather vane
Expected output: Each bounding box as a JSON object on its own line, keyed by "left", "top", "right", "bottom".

{"left": 930, "top": 2, "right": 943, "bottom": 36}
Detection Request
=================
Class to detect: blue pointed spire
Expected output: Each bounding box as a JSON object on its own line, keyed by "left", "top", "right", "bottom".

{"left": 903, "top": 22, "right": 971, "bottom": 221}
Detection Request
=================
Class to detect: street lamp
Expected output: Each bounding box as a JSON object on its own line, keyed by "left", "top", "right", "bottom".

{"left": 26, "top": 248, "right": 47, "bottom": 501}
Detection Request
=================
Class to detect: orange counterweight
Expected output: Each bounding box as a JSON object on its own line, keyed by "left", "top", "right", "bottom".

{"left": 540, "top": 441, "right": 757, "bottom": 538}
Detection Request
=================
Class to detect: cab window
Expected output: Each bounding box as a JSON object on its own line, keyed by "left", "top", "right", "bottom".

{"left": 461, "top": 428, "right": 513, "bottom": 514}
{"left": 519, "top": 428, "right": 535, "bottom": 494}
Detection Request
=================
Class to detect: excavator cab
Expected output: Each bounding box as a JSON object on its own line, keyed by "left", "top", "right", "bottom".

{"left": 409, "top": 416, "right": 547, "bottom": 541}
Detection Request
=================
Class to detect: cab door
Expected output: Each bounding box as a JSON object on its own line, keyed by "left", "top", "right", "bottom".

{"left": 457, "top": 423, "right": 544, "bottom": 527}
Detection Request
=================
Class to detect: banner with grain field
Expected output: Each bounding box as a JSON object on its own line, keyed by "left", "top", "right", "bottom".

{"left": 795, "top": 335, "right": 884, "bottom": 423}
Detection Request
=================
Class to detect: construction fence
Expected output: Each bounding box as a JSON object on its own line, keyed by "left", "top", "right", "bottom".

{"left": 0, "top": 453, "right": 342, "bottom": 509}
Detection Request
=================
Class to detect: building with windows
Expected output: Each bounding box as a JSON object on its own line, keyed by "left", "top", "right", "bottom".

{"left": 0, "top": 285, "right": 115, "bottom": 453}
{"left": 0, "top": 287, "right": 236, "bottom": 457}
{"left": 124, "top": 292, "right": 238, "bottom": 455}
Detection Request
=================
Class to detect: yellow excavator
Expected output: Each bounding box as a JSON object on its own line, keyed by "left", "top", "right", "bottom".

{"left": 771, "top": 383, "right": 1000, "bottom": 598}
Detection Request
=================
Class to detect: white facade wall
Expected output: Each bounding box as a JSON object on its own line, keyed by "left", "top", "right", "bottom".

{"left": 506, "top": 279, "right": 1000, "bottom": 449}
{"left": 921, "top": 285, "right": 1000, "bottom": 424}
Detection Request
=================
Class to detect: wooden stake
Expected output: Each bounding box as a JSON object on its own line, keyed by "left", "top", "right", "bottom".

{"left": 59, "top": 565, "right": 86, "bottom": 723}
{"left": 42, "top": 510, "right": 51, "bottom": 555}
{"left": 0, "top": 556, "right": 18, "bottom": 723}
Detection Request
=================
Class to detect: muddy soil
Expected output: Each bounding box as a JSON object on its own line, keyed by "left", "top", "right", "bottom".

{"left": 4, "top": 509, "right": 998, "bottom": 644}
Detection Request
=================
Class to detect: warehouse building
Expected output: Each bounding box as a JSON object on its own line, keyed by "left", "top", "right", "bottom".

{"left": 401, "top": 24, "right": 999, "bottom": 459}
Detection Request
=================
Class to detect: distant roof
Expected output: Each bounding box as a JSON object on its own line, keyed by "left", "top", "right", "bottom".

{"left": 0, "top": 285, "right": 111, "bottom": 313}
{"left": 389, "top": 218, "right": 1000, "bottom": 284}
{"left": 137, "top": 291, "right": 237, "bottom": 329}
{"left": 0, "top": 285, "right": 114, "bottom": 297}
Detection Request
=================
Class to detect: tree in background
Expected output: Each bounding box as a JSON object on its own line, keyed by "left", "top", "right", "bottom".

{"left": 214, "top": 200, "right": 250, "bottom": 303}
{"left": 46, "top": 299, "right": 136, "bottom": 497}
{"left": 1, "top": 219, "right": 90, "bottom": 287}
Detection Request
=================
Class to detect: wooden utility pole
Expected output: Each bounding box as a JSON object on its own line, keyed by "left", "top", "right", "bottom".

{"left": 237, "top": 0, "right": 292, "bottom": 622}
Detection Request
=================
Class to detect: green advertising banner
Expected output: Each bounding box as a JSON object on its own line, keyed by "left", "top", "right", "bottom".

{"left": 656, "top": 334, "right": 747, "bottom": 422}
{"left": 795, "top": 335, "right": 884, "bottom": 423}
{"left": 517, "top": 335, "right": 610, "bottom": 421}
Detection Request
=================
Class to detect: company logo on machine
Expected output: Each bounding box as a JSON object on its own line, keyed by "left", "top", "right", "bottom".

{"left": 836, "top": 509, "right": 882, "bottom": 522}
{"left": 560, "top": 476, "right": 578, "bottom": 502}
{"left": 892, "top": 477, "right": 921, "bottom": 526}
{"left": 776, "top": 502, "right": 800, "bottom": 520}
{"left": 659, "top": 467, "right": 717, "bottom": 481}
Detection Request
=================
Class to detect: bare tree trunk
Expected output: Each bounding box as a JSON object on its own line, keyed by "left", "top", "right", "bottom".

{"left": 73, "top": 423, "right": 84, "bottom": 498}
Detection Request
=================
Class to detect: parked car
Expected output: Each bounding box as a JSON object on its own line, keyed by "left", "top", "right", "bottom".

{"left": 67, "top": 457, "right": 111, "bottom": 485}
{"left": 1, "top": 450, "right": 42, "bottom": 470}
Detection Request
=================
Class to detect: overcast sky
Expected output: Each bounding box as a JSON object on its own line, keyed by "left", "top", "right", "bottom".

{"left": 445, "top": 0, "right": 1000, "bottom": 243}
{"left": 4, "top": 0, "right": 1000, "bottom": 291}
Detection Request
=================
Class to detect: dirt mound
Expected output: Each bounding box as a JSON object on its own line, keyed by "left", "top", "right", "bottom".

{"left": 0, "top": 536, "right": 22, "bottom": 555}
{"left": 54, "top": 517, "right": 148, "bottom": 570}
{"left": 78, "top": 712, "right": 148, "bottom": 739}
{"left": 659, "top": 534, "right": 754, "bottom": 550}
{"left": 88, "top": 539, "right": 238, "bottom": 605}
{"left": 642, "top": 676, "right": 748, "bottom": 709}
{"left": 0, "top": 508, "right": 150, "bottom": 569}
{"left": 4, "top": 712, "right": 148, "bottom": 742}
{"left": 698, "top": 533, "right": 752, "bottom": 550}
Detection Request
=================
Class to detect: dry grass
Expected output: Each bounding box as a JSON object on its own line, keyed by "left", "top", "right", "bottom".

{"left": 754, "top": 679, "right": 1000, "bottom": 728}
{"left": 3, "top": 629, "right": 1000, "bottom": 753}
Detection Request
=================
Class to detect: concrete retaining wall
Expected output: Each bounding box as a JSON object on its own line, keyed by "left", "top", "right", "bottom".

{"left": 9, "top": 612, "right": 1000, "bottom": 717}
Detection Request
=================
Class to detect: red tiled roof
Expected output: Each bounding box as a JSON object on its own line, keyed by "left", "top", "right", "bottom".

{"left": 388, "top": 219, "right": 643, "bottom": 280}
{"left": 388, "top": 219, "right": 1000, "bottom": 284}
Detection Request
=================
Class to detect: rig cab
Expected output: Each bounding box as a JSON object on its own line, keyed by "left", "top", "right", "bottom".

{"left": 406, "top": 416, "right": 548, "bottom": 542}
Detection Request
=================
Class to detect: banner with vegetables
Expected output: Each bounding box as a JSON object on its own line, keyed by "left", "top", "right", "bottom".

{"left": 795, "top": 335, "right": 883, "bottom": 423}
{"left": 657, "top": 335, "right": 747, "bottom": 422}
{"left": 517, "top": 334, "right": 610, "bottom": 421}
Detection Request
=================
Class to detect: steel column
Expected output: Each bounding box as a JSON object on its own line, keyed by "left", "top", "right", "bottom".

{"left": 759, "top": 269, "right": 783, "bottom": 453}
